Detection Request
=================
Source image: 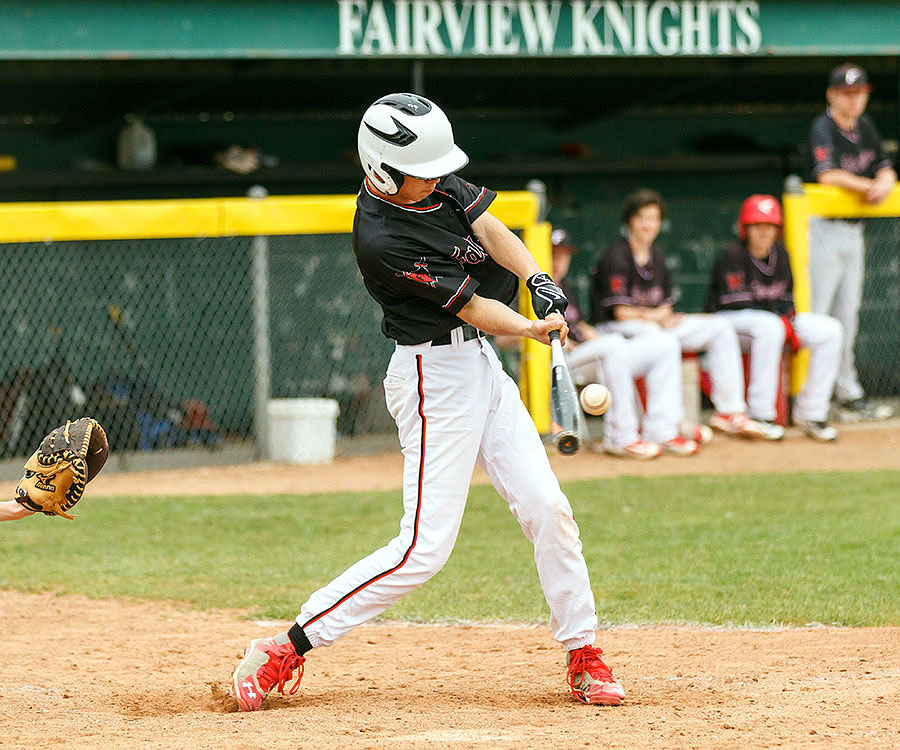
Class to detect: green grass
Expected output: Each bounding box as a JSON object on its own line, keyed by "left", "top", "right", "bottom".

{"left": 2, "top": 471, "right": 899, "bottom": 627}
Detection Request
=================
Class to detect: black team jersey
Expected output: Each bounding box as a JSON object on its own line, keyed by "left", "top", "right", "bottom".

{"left": 807, "top": 110, "right": 893, "bottom": 180}
{"left": 588, "top": 238, "right": 674, "bottom": 324}
{"left": 352, "top": 173, "right": 517, "bottom": 345}
{"left": 705, "top": 240, "right": 794, "bottom": 316}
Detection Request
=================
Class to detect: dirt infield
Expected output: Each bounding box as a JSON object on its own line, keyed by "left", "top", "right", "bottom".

{"left": 2, "top": 423, "right": 899, "bottom": 749}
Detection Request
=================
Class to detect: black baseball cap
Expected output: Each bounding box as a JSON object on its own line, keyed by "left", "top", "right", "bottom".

{"left": 828, "top": 63, "right": 872, "bottom": 92}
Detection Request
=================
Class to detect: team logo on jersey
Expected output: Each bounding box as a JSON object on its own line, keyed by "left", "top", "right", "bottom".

{"left": 451, "top": 235, "right": 487, "bottom": 265}
{"left": 814, "top": 146, "right": 831, "bottom": 163}
{"left": 396, "top": 258, "right": 438, "bottom": 287}
{"left": 609, "top": 275, "right": 626, "bottom": 295}
{"left": 726, "top": 271, "right": 744, "bottom": 291}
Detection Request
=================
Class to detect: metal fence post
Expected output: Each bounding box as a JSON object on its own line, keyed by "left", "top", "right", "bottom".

{"left": 249, "top": 185, "right": 271, "bottom": 460}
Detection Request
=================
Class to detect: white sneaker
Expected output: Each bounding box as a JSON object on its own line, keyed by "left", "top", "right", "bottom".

{"left": 660, "top": 436, "right": 699, "bottom": 456}
{"left": 604, "top": 440, "right": 661, "bottom": 459}
{"left": 682, "top": 423, "right": 713, "bottom": 445}
{"left": 753, "top": 420, "right": 785, "bottom": 441}
{"left": 795, "top": 419, "right": 838, "bottom": 442}
{"left": 709, "top": 412, "right": 766, "bottom": 439}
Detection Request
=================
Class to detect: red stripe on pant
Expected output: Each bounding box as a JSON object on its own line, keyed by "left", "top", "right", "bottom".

{"left": 302, "top": 354, "right": 426, "bottom": 630}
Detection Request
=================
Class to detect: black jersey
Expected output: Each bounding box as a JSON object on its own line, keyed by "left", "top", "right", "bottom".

{"left": 705, "top": 240, "right": 793, "bottom": 316}
{"left": 352, "top": 173, "right": 517, "bottom": 345}
{"left": 807, "top": 110, "right": 893, "bottom": 180}
{"left": 588, "top": 238, "right": 674, "bottom": 324}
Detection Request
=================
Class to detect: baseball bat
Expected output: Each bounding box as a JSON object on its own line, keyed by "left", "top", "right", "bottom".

{"left": 548, "top": 329, "right": 582, "bottom": 455}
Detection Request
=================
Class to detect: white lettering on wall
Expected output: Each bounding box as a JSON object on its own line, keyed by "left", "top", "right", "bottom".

{"left": 735, "top": 1, "right": 761, "bottom": 53}
{"left": 519, "top": 1, "right": 562, "bottom": 54}
{"left": 647, "top": 0, "right": 680, "bottom": 55}
{"left": 572, "top": 2, "right": 605, "bottom": 54}
{"left": 336, "top": 0, "right": 763, "bottom": 57}
{"left": 412, "top": 0, "right": 446, "bottom": 53}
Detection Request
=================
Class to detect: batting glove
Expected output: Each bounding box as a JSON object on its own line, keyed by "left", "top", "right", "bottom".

{"left": 526, "top": 272, "right": 568, "bottom": 319}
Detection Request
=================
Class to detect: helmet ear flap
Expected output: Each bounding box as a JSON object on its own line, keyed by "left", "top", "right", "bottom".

{"left": 361, "top": 157, "right": 404, "bottom": 195}
{"left": 382, "top": 163, "right": 406, "bottom": 194}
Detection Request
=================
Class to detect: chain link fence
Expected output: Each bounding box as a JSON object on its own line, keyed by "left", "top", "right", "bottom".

{"left": 856, "top": 218, "right": 900, "bottom": 398}
{"left": 0, "top": 232, "right": 397, "bottom": 467}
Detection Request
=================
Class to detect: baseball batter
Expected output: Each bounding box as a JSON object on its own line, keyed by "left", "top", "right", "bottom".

{"left": 589, "top": 189, "right": 765, "bottom": 442}
{"left": 552, "top": 228, "right": 700, "bottom": 459}
{"left": 706, "top": 195, "right": 843, "bottom": 442}
{"left": 807, "top": 63, "right": 896, "bottom": 420}
{"left": 231, "top": 93, "right": 624, "bottom": 710}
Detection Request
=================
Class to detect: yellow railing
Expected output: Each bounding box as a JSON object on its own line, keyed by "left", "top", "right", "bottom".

{"left": 782, "top": 181, "right": 900, "bottom": 393}
{"left": 0, "top": 191, "right": 553, "bottom": 431}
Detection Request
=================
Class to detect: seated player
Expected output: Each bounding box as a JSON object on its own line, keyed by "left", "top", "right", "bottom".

{"left": 552, "top": 229, "right": 707, "bottom": 458}
{"left": 706, "top": 195, "right": 842, "bottom": 441}
{"left": 588, "top": 189, "right": 765, "bottom": 440}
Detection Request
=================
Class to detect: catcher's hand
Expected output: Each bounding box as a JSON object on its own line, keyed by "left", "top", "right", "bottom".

{"left": 15, "top": 417, "right": 109, "bottom": 519}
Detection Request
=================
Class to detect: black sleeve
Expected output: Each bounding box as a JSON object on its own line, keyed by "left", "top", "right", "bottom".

{"left": 809, "top": 116, "right": 838, "bottom": 179}
{"left": 862, "top": 116, "right": 895, "bottom": 174}
{"left": 441, "top": 173, "right": 497, "bottom": 222}
{"left": 369, "top": 235, "right": 480, "bottom": 316}
{"left": 776, "top": 245, "right": 795, "bottom": 317}
{"left": 705, "top": 251, "right": 727, "bottom": 312}
{"left": 658, "top": 250, "right": 675, "bottom": 307}
{"left": 588, "top": 245, "right": 633, "bottom": 322}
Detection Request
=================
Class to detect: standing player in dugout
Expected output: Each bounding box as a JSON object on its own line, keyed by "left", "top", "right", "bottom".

{"left": 807, "top": 63, "right": 897, "bottom": 421}
{"left": 231, "top": 93, "right": 625, "bottom": 709}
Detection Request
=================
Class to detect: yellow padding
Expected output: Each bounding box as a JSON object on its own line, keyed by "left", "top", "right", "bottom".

{"left": 0, "top": 191, "right": 540, "bottom": 243}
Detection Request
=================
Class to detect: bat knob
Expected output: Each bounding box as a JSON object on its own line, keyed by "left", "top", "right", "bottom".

{"left": 557, "top": 434, "right": 579, "bottom": 455}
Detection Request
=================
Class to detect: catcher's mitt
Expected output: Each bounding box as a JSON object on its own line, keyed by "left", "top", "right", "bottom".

{"left": 15, "top": 417, "right": 109, "bottom": 519}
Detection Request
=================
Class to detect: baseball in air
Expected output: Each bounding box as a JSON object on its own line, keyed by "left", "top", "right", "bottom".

{"left": 579, "top": 383, "right": 611, "bottom": 416}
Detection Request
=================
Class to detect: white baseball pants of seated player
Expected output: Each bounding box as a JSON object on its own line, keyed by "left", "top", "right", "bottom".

{"left": 600, "top": 315, "right": 748, "bottom": 415}
{"left": 566, "top": 330, "right": 685, "bottom": 445}
{"left": 295, "top": 333, "right": 597, "bottom": 652}
{"left": 718, "top": 309, "right": 843, "bottom": 423}
{"left": 808, "top": 217, "right": 865, "bottom": 402}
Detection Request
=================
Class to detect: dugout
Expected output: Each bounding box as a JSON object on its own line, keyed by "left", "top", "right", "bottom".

{"left": 1, "top": 1, "right": 899, "bottom": 464}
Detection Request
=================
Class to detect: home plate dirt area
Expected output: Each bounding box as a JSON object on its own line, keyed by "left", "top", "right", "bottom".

{"left": 2, "top": 422, "right": 899, "bottom": 749}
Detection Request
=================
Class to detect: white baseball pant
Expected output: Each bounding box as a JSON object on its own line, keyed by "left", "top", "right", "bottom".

{"left": 601, "top": 315, "right": 748, "bottom": 415}
{"left": 567, "top": 330, "right": 684, "bottom": 446}
{"left": 719, "top": 309, "right": 842, "bottom": 423}
{"left": 296, "top": 333, "right": 598, "bottom": 652}
{"left": 808, "top": 217, "right": 865, "bottom": 401}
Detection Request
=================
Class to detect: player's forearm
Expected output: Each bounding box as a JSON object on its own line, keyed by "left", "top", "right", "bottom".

{"left": 458, "top": 294, "right": 565, "bottom": 344}
{"left": 614, "top": 304, "right": 670, "bottom": 322}
{"left": 0, "top": 500, "right": 34, "bottom": 522}
{"left": 874, "top": 167, "right": 897, "bottom": 189}
{"left": 472, "top": 211, "right": 542, "bottom": 280}
{"left": 817, "top": 169, "right": 873, "bottom": 194}
{"left": 457, "top": 295, "right": 533, "bottom": 337}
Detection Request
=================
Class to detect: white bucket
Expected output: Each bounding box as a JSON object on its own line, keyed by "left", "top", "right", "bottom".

{"left": 267, "top": 398, "right": 340, "bottom": 464}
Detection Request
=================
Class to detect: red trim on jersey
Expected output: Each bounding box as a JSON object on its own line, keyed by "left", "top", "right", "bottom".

{"left": 442, "top": 275, "right": 472, "bottom": 309}
{"left": 302, "top": 354, "right": 427, "bottom": 631}
{"left": 464, "top": 187, "right": 488, "bottom": 212}
{"left": 363, "top": 179, "right": 441, "bottom": 212}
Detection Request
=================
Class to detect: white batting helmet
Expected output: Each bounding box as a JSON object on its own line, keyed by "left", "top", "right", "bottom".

{"left": 357, "top": 93, "right": 469, "bottom": 195}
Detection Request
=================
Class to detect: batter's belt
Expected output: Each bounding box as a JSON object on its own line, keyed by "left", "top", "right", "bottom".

{"left": 431, "top": 324, "right": 485, "bottom": 346}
